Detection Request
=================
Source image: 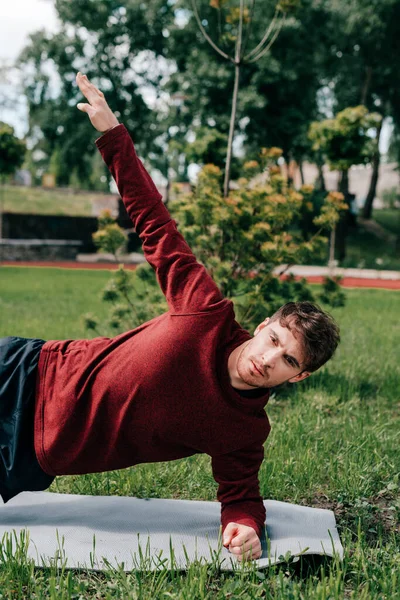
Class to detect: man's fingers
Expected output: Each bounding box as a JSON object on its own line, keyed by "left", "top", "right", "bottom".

{"left": 76, "top": 72, "right": 105, "bottom": 102}
{"left": 77, "top": 102, "right": 95, "bottom": 117}
{"left": 229, "top": 534, "right": 249, "bottom": 547}
{"left": 229, "top": 540, "right": 257, "bottom": 553}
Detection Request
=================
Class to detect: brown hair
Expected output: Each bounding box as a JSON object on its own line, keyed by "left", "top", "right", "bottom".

{"left": 269, "top": 301, "right": 340, "bottom": 372}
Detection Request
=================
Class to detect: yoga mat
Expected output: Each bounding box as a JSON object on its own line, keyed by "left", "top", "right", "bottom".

{"left": 0, "top": 492, "right": 343, "bottom": 571}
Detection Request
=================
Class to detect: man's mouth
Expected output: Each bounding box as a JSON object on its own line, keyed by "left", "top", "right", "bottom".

{"left": 251, "top": 361, "right": 264, "bottom": 377}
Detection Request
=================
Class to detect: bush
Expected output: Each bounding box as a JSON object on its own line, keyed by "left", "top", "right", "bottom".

{"left": 170, "top": 150, "right": 346, "bottom": 330}
{"left": 84, "top": 152, "right": 346, "bottom": 336}
{"left": 83, "top": 210, "right": 166, "bottom": 335}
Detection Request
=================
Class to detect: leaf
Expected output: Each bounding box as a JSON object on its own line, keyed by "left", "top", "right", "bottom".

{"left": 210, "top": 0, "right": 229, "bottom": 8}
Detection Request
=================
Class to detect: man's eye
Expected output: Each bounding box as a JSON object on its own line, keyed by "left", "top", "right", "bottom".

{"left": 286, "top": 357, "right": 293, "bottom": 366}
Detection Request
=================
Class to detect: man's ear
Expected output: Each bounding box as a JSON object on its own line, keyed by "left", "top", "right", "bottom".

{"left": 288, "top": 370, "right": 311, "bottom": 384}
{"left": 254, "top": 317, "right": 270, "bottom": 336}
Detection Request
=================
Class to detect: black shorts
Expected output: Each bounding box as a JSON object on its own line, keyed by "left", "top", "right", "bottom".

{"left": 0, "top": 336, "right": 55, "bottom": 504}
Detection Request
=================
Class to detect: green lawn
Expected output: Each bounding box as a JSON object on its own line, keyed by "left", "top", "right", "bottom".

{"left": 373, "top": 208, "right": 400, "bottom": 237}
{"left": 341, "top": 209, "right": 400, "bottom": 270}
{"left": 0, "top": 185, "right": 113, "bottom": 217}
{"left": 0, "top": 266, "right": 399, "bottom": 599}
{"left": 310, "top": 210, "right": 400, "bottom": 271}
{"left": 341, "top": 226, "right": 400, "bottom": 271}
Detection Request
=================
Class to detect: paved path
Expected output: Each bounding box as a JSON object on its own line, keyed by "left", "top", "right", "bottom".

{"left": 273, "top": 265, "right": 400, "bottom": 289}
{"left": 2, "top": 261, "right": 400, "bottom": 290}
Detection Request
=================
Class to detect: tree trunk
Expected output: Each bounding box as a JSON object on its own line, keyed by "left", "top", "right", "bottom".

{"left": 328, "top": 225, "right": 336, "bottom": 273}
{"left": 336, "top": 169, "right": 350, "bottom": 262}
{"left": 224, "top": 0, "right": 244, "bottom": 198}
{"left": 298, "top": 159, "right": 305, "bottom": 185}
{"left": 165, "top": 174, "right": 171, "bottom": 205}
{"left": 284, "top": 152, "right": 294, "bottom": 187}
{"left": 164, "top": 132, "right": 171, "bottom": 205}
{"left": 339, "top": 169, "right": 349, "bottom": 195}
{"left": 0, "top": 179, "right": 4, "bottom": 241}
{"left": 362, "top": 120, "right": 383, "bottom": 219}
{"left": 224, "top": 61, "right": 241, "bottom": 198}
{"left": 316, "top": 156, "right": 326, "bottom": 192}
{"left": 360, "top": 66, "right": 373, "bottom": 106}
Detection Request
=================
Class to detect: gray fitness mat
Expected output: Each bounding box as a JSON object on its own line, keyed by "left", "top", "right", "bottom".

{"left": 0, "top": 492, "right": 343, "bottom": 571}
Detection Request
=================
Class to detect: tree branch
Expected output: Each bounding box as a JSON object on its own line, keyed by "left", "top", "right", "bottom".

{"left": 247, "top": 14, "right": 286, "bottom": 63}
{"left": 241, "top": 0, "right": 257, "bottom": 59}
{"left": 237, "top": 0, "right": 245, "bottom": 62}
{"left": 244, "top": 8, "right": 278, "bottom": 61}
{"left": 191, "top": 0, "right": 234, "bottom": 63}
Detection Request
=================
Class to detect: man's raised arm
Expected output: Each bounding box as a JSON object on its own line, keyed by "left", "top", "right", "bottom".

{"left": 76, "top": 72, "right": 225, "bottom": 314}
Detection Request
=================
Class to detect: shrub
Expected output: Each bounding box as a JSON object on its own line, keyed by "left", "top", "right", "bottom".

{"left": 171, "top": 151, "right": 346, "bottom": 329}
{"left": 83, "top": 151, "right": 346, "bottom": 336}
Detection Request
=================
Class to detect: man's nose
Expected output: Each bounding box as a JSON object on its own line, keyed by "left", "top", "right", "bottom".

{"left": 261, "top": 347, "right": 283, "bottom": 368}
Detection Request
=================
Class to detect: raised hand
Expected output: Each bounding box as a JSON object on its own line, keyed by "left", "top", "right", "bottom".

{"left": 76, "top": 72, "right": 119, "bottom": 133}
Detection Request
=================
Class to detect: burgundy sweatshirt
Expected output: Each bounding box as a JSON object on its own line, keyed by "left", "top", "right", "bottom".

{"left": 34, "top": 124, "right": 271, "bottom": 537}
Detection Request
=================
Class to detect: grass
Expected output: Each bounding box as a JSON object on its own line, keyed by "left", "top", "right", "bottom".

{"left": 0, "top": 266, "right": 399, "bottom": 598}
{"left": 373, "top": 208, "right": 400, "bottom": 237}
{"left": 310, "top": 209, "right": 400, "bottom": 271}
{"left": 342, "top": 208, "right": 400, "bottom": 270}
{"left": 341, "top": 226, "right": 400, "bottom": 271}
{"left": 0, "top": 185, "right": 113, "bottom": 217}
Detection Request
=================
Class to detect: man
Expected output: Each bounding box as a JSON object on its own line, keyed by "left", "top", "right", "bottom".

{"left": 0, "top": 73, "right": 340, "bottom": 563}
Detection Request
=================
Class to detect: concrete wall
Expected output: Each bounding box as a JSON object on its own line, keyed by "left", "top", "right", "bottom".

{"left": 0, "top": 239, "right": 83, "bottom": 261}
{"left": 1, "top": 209, "right": 141, "bottom": 254}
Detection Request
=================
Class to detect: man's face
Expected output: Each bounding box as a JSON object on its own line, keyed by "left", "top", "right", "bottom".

{"left": 236, "top": 317, "right": 311, "bottom": 389}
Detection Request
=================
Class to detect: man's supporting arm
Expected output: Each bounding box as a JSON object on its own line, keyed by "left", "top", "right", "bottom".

{"left": 211, "top": 442, "right": 266, "bottom": 560}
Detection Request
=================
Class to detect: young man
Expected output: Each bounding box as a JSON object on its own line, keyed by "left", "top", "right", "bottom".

{"left": 0, "top": 73, "right": 340, "bottom": 563}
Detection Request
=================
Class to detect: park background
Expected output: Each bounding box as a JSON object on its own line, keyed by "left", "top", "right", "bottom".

{"left": 0, "top": 1, "right": 399, "bottom": 599}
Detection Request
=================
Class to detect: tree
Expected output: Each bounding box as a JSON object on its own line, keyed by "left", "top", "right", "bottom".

{"left": 166, "top": 0, "right": 341, "bottom": 191}
{"left": 169, "top": 149, "right": 346, "bottom": 328}
{"left": 0, "top": 121, "right": 26, "bottom": 238}
{"left": 86, "top": 149, "right": 346, "bottom": 337}
{"left": 0, "top": 122, "right": 26, "bottom": 179}
{"left": 309, "top": 105, "right": 381, "bottom": 262}
{"left": 324, "top": 0, "right": 400, "bottom": 219}
{"left": 190, "top": 0, "right": 300, "bottom": 197}
{"left": 17, "top": 0, "right": 175, "bottom": 186}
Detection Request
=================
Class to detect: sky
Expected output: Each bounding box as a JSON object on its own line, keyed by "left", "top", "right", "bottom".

{"left": 0, "top": 0, "right": 59, "bottom": 136}
{"left": 0, "top": 0, "right": 58, "bottom": 62}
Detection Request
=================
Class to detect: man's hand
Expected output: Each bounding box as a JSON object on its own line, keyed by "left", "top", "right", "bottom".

{"left": 76, "top": 72, "right": 119, "bottom": 133}
{"left": 223, "top": 523, "right": 262, "bottom": 562}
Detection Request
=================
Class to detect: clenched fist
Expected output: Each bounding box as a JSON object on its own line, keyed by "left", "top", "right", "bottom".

{"left": 223, "top": 522, "right": 262, "bottom": 562}
{"left": 76, "top": 72, "right": 119, "bottom": 133}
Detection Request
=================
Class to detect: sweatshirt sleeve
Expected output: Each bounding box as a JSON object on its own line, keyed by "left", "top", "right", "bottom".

{"left": 211, "top": 443, "right": 266, "bottom": 539}
{"left": 96, "top": 124, "right": 225, "bottom": 314}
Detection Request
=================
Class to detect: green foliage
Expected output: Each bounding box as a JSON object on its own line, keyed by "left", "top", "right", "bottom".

{"left": 171, "top": 151, "right": 346, "bottom": 330}
{"left": 318, "top": 276, "right": 346, "bottom": 308}
{"left": 0, "top": 122, "right": 26, "bottom": 179}
{"left": 92, "top": 209, "right": 127, "bottom": 258}
{"left": 18, "top": 0, "right": 175, "bottom": 186}
{"left": 83, "top": 263, "right": 166, "bottom": 335}
{"left": 84, "top": 211, "right": 166, "bottom": 335}
{"left": 380, "top": 188, "right": 400, "bottom": 210}
{"left": 184, "top": 127, "right": 228, "bottom": 169}
{"left": 277, "top": 0, "right": 301, "bottom": 13}
{"left": 309, "top": 106, "right": 382, "bottom": 172}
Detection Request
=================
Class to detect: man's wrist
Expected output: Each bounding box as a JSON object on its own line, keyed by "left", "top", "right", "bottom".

{"left": 102, "top": 123, "right": 120, "bottom": 134}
